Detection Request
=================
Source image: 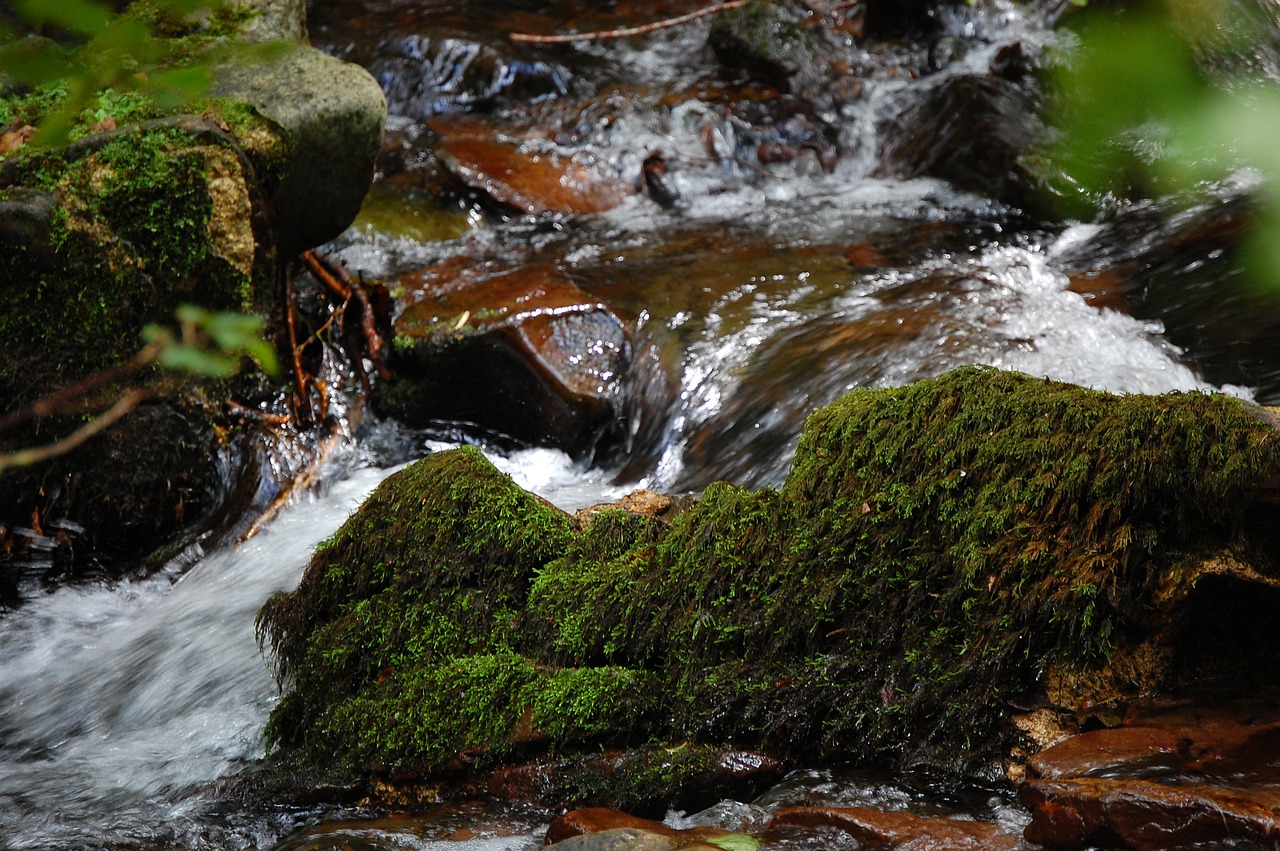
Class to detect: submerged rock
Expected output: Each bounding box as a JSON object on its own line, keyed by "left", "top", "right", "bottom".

{"left": 257, "top": 367, "right": 1280, "bottom": 802}
{"left": 1020, "top": 701, "right": 1280, "bottom": 849}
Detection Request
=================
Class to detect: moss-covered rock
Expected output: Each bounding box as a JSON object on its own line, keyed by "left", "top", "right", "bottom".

{"left": 0, "top": 1, "right": 384, "bottom": 585}
{"left": 258, "top": 367, "right": 1280, "bottom": 798}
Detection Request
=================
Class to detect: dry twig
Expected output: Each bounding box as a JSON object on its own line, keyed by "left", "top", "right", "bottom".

{"left": 510, "top": 0, "right": 748, "bottom": 43}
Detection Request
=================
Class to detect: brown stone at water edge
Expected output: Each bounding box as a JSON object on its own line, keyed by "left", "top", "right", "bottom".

{"left": 430, "top": 116, "right": 632, "bottom": 216}
{"left": 764, "top": 805, "right": 1025, "bottom": 849}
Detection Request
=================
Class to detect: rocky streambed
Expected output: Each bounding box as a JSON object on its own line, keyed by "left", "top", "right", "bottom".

{"left": 5, "top": 0, "right": 1280, "bottom": 848}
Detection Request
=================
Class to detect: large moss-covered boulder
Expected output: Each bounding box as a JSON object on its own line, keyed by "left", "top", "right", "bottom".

{"left": 0, "top": 1, "right": 384, "bottom": 588}
{"left": 258, "top": 367, "right": 1280, "bottom": 799}
{"left": 0, "top": 102, "right": 289, "bottom": 580}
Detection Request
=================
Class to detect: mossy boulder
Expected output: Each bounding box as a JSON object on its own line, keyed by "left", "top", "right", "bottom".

{"left": 0, "top": 2, "right": 384, "bottom": 587}
{"left": 0, "top": 105, "right": 288, "bottom": 581}
{"left": 257, "top": 367, "right": 1280, "bottom": 801}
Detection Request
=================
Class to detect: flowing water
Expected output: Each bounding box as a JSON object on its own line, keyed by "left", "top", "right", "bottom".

{"left": 4, "top": 0, "right": 1279, "bottom": 847}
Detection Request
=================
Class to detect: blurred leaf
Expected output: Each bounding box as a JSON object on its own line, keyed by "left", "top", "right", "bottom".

{"left": 142, "top": 65, "right": 214, "bottom": 108}
{"left": 707, "top": 836, "right": 762, "bottom": 851}
{"left": 13, "top": 0, "right": 114, "bottom": 37}
{"left": 155, "top": 342, "right": 241, "bottom": 378}
{"left": 0, "top": 38, "right": 75, "bottom": 86}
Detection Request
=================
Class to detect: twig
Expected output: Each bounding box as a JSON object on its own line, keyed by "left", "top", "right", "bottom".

{"left": 0, "top": 340, "right": 163, "bottom": 434}
{"left": 510, "top": 0, "right": 749, "bottom": 43}
{"left": 0, "top": 388, "right": 154, "bottom": 472}
{"left": 300, "top": 250, "right": 391, "bottom": 381}
{"left": 283, "top": 264, "right": 312, "bottom": 424}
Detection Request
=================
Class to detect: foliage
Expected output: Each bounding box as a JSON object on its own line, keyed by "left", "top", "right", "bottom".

{"left": 145, "top": 305, "right": 278, "bottom": 377}
{"left": 0, "top": 0, "right": 246, "bottom": 146}
{"left": 1051, "top": 0, "right": 1280, "bottom": 287}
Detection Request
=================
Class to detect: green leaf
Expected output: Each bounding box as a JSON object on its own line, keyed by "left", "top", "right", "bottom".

{"left": 707, "top": 835, "right": 762, "bottom": 851}
{"left": 156, "top": 343, "right": 240, "bottom": 378}
{"left": 13, "top": 0, "right": 114, "bottom": 37}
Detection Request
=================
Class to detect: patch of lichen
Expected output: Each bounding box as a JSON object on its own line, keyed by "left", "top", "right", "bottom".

{"left": 260, "top": 369, "right": 1280, "bottom": 787}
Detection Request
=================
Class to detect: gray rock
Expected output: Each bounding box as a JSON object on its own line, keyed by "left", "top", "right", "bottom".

{"left": 214, "top": 45, "right": 386, "bottom": 253}
{"left": 230, "top": 0, "right": 307, "bottom": 42}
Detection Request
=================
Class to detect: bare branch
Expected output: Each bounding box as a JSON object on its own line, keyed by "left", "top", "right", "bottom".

{"left": 0, "top": 388, "right": 154, "bottom": 472}
{"left": 510, "top": 0, "right": 748, "bottom": 44}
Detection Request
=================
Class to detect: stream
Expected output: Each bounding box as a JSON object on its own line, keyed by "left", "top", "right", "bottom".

{"left": 3, "top": 0, "right": 1280, "bottom": 848}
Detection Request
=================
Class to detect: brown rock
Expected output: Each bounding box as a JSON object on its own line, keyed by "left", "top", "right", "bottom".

{"left": 547, "top": 809, "right": 678, "bottom": 845}
{"left": 546, "top": 827, "right": 677, "bottom": 851}
{"left": 764, "top": 805, "right": 1024, "bottom": 849}
{"left": 379, "top": 262, "right": 630, "bottom": 457}
{"left": 1027, "top": 701, "right": 1280, "bottom": 783}
{"left": 1021, "top": 777, "right": 1280, "bottom": 850}
{"left": 431, "top": 117, "right": 632, "bottom": 216}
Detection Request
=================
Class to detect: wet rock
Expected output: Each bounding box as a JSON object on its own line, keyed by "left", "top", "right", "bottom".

{"left": 546, "top": 828, "right": 676, "bottom": 851}
{"left": 1019, "top": 703, "right": 1280, "bottom": 848}
{"left": 1021, "top": 778, "right": 1280, "bottom": 850}
{"left": 548, "top": 808, "right": 679, "bottom": 845}
{"left": 862, "top": 0, "right": 962, "bottom": 37}
{"left": 429, "top": 117, "right": 632, "bottom": 216}
{"left": 259, "top": 369, "right": 1280, "bottom": 790}
{"left": 876, "top": 74, "right": 1047, "bottom": 216}
{"left": 374, "top": 36, "right": 578, "bottom": 118}
{"left": 486, "top": 747, "right": 787, "bottom": 815}
{"left": 0, "top": 106, "right": 290, "bottom": 582}
{"left": 375, "top": 262, "right": 630, "bottom": 458}
{"left": 708, "top": 0, "right": 818, "bottom": 94}
{"left": 765, "top": 805, "right": 1025, "bottom": 849}
{"left": 213, "top": 45, "right": 386, "bottom": 253}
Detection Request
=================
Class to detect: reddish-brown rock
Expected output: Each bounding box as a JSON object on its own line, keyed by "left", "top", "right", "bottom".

{"left": 430, "top": 117, "right": 632, "bottom": 216}
{"left": 765, "top": 805, "right": 1025, "bottom": 850}
{"left": 1027, "top": 701, "right": 1280, "bottom": 783}
{"left": 1021, "top": 702, "right": 1280, "bottom": 849}
{"left": 546, "top": 808, "right": 733, "bottom": 846}
{"left": 378, "top": 262, "right": 631, "bottom": 457}
{"left": 1021, "top": 777, "right": 1280, "bottom": 850}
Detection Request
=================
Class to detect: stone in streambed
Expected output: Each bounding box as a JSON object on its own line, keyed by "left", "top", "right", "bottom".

{"left": 375, "top": 262, "right": 631, "bottom": 458}
{"left": 1021, "top": 778, "right": 1280, "bottom": 850}
{"left": 430, "top": 117, "right": 632, "bottom": 216}
{"left": 1020, "top": 702, "right": 1280, "bottom": 849}
{"left": 258, "top": 368, "right": 1280, "bottom": 793}
{"left": 764, "top": 805, "right": 1024, "bottom": 849}
{"left": 876, "top": 74, "right": 1048, "bottom": 216}
{"left": 213, "top": 45, "right": 386, "bottom": 253}
{"left": 546, "top": 828, "right": 677, "bottom": 851}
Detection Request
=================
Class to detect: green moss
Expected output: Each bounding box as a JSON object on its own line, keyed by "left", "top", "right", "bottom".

{"left": 0, "top": 124, "right": 258, "bottom": 398}
{"left": 260, "top": 370, "right": 1280, "bottom": 786}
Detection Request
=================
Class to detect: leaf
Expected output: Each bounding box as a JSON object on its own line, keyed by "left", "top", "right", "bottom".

{"left": 707, "top": 835, "right": 762, "bottom": 851}
{"left": 13, "top": 0, "right": 114, "bottom": 37}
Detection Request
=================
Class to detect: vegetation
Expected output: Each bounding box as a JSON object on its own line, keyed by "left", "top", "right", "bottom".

{"left": 1050, "top": 0, "right": 1280, "bottom": 288}
{"left": 257, "top": 367, "right": 1280, "bottom": 793}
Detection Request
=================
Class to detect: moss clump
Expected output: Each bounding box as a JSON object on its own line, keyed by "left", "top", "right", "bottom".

{"left": 259, "top": 368, "right": 1280, "bottom": 788}
{"left": 258, "top": 447, "right": 597, "bottom": 773}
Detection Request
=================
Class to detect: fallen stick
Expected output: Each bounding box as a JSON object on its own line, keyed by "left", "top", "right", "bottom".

{"left": 510, "top": 0, "right": 748, "bottom": 43}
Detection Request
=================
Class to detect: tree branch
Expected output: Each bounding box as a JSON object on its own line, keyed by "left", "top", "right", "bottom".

{"left": 510, "top": 0, "right": 748, "bottom": 43}
{"left": 0, "top": 388, "right": 155, "bottom": 472}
